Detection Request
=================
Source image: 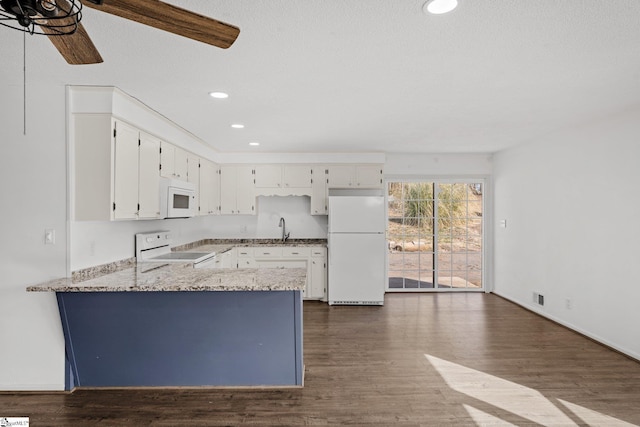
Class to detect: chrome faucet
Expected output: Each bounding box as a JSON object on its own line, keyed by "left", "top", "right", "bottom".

{"left": 279, "top": 217, "right": 290, "bottom": 243}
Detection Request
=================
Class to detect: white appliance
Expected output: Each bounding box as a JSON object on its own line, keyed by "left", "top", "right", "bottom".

{"left": 135, "top": 231, "right": 217, "bottom": 267}
{"left": 160, "top": 177, "right": 196, "bottom": 218}
{"left": 328, "top": 189, "right": 386, "bottom": 305}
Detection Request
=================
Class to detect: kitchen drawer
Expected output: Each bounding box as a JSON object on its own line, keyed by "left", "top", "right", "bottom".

{"left": 282, "top": 247, "right": 311, "bottom": 257}
{"left": 311, "top": 247, "right": 326, "bottom": 257}
{"left": 236, "top": 248, "right": 253, "bottom": 257}
{"left": 253, "top": 247, "right": 283, "bottom": 258}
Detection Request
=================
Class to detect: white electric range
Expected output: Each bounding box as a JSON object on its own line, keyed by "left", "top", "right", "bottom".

{"left": 135, "top": 231, "right": 217, "bottom": 266}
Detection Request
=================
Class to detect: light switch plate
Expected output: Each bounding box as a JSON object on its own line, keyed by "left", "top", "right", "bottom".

{"left": 45, "top": 229, "right": 55, "bottom": 245}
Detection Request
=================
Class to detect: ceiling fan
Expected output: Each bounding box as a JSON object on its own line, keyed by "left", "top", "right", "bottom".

{"left": 0, "top": 0, "right": 240, "bottom": 64}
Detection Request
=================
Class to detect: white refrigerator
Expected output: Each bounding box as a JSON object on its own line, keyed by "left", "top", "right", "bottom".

{"left": 328, "top": 189, "right": 386, "bottom": 305}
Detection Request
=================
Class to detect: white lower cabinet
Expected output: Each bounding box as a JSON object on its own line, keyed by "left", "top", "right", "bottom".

{"left": 309, "top": 247, "right": 327, "bottom": 299}
{"left": 237, "top": 247, "right": 258, "bottom": 268}
{"left": 206, "top": 250, "right": 236, "bottom": 269}
{"left": 223, "top": 246, "right": 327, "bottom": 300}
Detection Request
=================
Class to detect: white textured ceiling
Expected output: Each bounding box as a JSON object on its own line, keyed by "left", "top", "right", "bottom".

{"left": 1, "top": 1, "right": 639, "bottom": 154}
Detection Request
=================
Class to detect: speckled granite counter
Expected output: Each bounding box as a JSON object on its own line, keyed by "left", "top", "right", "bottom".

{"left": 174, "top": 238, "right": 327, "bottom": 251}
{"left": 27, "top": 265, "right": 306, "bottom": 293}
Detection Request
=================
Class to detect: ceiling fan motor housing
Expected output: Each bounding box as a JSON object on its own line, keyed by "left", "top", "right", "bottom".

{"left": 1, "top": 0, "right": 58, "bottom": 24}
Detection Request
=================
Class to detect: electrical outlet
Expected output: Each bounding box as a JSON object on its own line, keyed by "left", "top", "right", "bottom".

{"left": 538, "top": 294, "right": 544, "bottom": 306}
{"left": 565, "top": 298, "right": 572, "bottom": 310}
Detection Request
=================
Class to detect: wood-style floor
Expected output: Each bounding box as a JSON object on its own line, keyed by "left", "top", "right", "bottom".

{"left": 2, "top": 293, "right": 640, "bottom": 426}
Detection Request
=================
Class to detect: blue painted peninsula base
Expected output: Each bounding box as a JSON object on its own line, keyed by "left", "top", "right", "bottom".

{"left": 56, "top": 291, "right": 303, "bottom": 390}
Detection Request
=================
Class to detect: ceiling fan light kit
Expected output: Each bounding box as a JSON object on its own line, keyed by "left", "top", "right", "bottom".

{"left": 0, "top": 0, "right": 82, "bottom": 35}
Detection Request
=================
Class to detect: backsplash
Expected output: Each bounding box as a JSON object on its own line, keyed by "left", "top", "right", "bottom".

{"left": 71, "top": 195, "right": 328, "bottom": 271}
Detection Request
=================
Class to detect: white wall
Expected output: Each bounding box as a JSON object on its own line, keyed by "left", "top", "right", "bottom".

{"left": 493, "top": 108, "right": 640, "bottom": 359}
{"left": 0, "top": 84, "right": 67, "bottom": 390}
{"left": 71, "top": 196, "right": 327, "bottom": 270}
{"left": 385, "top": 153, "right": 493, "bottom": 176}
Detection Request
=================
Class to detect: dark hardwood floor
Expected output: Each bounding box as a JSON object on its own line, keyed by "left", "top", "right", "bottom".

{"left": 2, "top": 293, "right": 640, "bottom": 426}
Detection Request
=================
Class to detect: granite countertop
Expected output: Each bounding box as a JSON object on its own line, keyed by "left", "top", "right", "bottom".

{"left": 173, "top": 238, "right": 327, "bottom": 252}
{"left": 27, "top": 264, "right": 307, "bottom": 293}
{"left": 27, "top": 238, "right": 322, "bottom": 293}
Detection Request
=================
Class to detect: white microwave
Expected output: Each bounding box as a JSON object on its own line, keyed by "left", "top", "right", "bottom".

{"left": 160, "top": 178, "right": 196, "bottom": 218}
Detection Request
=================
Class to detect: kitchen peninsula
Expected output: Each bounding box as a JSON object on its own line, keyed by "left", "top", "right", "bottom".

{"left": 28, "top": 264, "right": 305, "bottom": 390}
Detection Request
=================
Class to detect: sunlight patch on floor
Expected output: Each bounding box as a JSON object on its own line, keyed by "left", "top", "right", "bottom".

{"left": 425, "top": 354, "right": 638, "bottom": 427}
{"left": 464, "top": 404, "right": 518, "bottom": 426}
{"left": 558, "top": 399, "right": 638, "bottom": 427}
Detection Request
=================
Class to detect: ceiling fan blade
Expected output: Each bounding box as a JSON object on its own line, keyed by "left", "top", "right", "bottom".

{"left": 41, "top": 22, "right": 104, "bottom": 64}
{"left": 83, "top": 0, "right": 240, "bottom": 49}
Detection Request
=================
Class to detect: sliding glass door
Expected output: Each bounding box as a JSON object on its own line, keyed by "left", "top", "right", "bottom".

{"left": 387, "top": 181, "right": 483, "bottom": 291}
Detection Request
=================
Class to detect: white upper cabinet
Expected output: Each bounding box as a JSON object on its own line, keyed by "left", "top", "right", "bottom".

{"left": 254, "top": 164, "right": 312, "bottom": 194}
{"left": 309, "top": 164, "right": 384, "bottom": 215}
{"left": 327, "top": 165, "right": 356, "bottom": 188}
{"left": 254, "top": 165, "right": 282, "bottom": 188}
{"left": 326, "top": 164, "right": 384, "bottom": 189}
{"left": 160, "top": 142, "right": 188, "bottom": 180}
{"left": 187, "top": 154, "right": 200, "bottom": 185}
{"left": 311, "top": 166, "right": 328, "bottom": 215}
{"left": 283, "top": 165, "right": 312, "bottom": 188}
{"left": 326, "top": 165, "right": 355, "bottom": 188}
{"left": 355, "top": 165, "right": 384, "bottom": 188}
{"left": 74, "top": 115, "right": 162, "bottom": 221}
{"left": 138, "top": 132, "right": 161, "bottom": 219}
{"left": 186, "top": 153, "right": 200, "bottom": 213}
{"left": 112, "top": 120, "right": 140, "bottom": 220}
{"left": 236, "top": 165, "right": 256, "bottom": 214}
{"left": 220, "top": 165, "right": 255, "bottom": 215}
{"left": 219, "top": 165, "right": 236, "bottom": 215}
{"left": 199, "top": 159, "right": 220, "bottom": 215}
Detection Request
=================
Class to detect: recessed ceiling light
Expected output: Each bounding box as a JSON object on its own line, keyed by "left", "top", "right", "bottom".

{"left": 424, "top": 0, "right": 458, "bottom": 14}
{"left": 231, "top": 124, "right": 245, "bottom": 129}
{"left": 209, "top": 92, "right": 229, "bottom": 99}
{"left": 249, "top": 142, "right": 260, "bottom": 146}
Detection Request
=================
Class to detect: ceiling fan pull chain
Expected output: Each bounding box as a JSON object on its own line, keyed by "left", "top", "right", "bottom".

{"left": 23, "top": 28, "right": 27, "bottom": 135}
